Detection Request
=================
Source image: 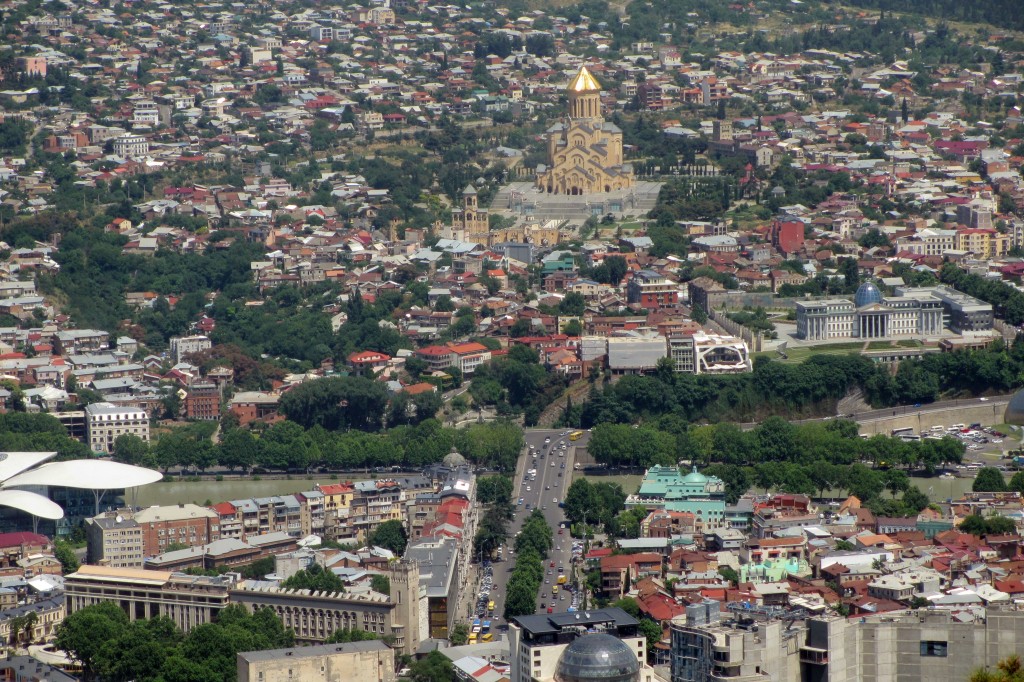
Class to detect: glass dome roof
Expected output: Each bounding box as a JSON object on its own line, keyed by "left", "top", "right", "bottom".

{"left": 1005, "top": 389, "right": 1024, "bottom": 426}
{"left": 854, "top": 281, "right": 883, "bottom": 307}
{"left": 554, "top": 633, "right": 641, "bottom": 682}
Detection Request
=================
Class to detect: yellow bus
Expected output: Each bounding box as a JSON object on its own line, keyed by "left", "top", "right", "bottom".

{"left": 552, "top": 584, "right": 559, "bottom": 595}
{"left": 487, "top": 600, "right": 495, "bottom": 612}
{"left": 569, "top": 431, "right": 583, "bottom": 441}
{"left": 481, "top": 632, "right": 493, "bottom": 642}
{"left": 557, "top": 575, "right": 567, "bottom": 585}
{"left": 468, "top": 633, "right": 477, "bottom": 644}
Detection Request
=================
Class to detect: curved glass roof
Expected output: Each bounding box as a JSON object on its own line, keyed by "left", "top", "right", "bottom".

{"left": 0, "top": 490, "right": 64, "bottom": 519}
{"left": 3, "top": 459, "right": 163, "bottom": 490}
{"left": 555, "top": 633, "right": 641, "bottom": 682}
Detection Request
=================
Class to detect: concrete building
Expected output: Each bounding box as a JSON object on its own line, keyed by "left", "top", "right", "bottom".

{"left": 796, "top": 285, "right": 948, "bottom": 341}
{"left": 85, "top": 511, "right": 145, "bottom": 567}
{"left": 237, "top": 640, "right": 396, "bottom": 682}
{"left": 627, "top": 270, "right": 679, "bottom": 309}
{"left": 894, "top": 285, "right": 994, "bottom": 333}
{"left": 112, "top": 134, "right": 150, "bottom": 158}
{"left": 668, "top": 332, "right": 751, "bottom": 375}
{"left": 509, "top": 607, "right": 653, "bottom": 682}
{"left": 169, "top": 335, "right": 212, "bottom": 364}
{"left": 404, "top": 537, "right": 460, "bottom": 640}
{"left": 607, "top": 336, "right": 668, "bottom": 374}
{"left": 85, "top": 402, "right": 149, "bottom": 454}
{"left": 64, "top": 565, "right": 235, "bottom": 632}
{"left": 86, "top": 504, "right": 221, "bottom": 560}
{"left": 670, "top": 603, "right": 1024, "bottom": 682}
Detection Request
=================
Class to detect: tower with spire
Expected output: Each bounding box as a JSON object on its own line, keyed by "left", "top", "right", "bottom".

{"left": 535, "top": 65, "right": 635, "bottom": 195}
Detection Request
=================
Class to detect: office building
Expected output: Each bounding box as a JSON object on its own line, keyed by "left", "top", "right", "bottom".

{"left": 237, "top": 640, "right": 396, "bottom": 682}
{"left": 796, "top": 282, "right": 949, "bottom": 341}
{"left": 509, "top": 607, "right": 657, "bottom": 682}
{"left": 894, "top": 285, "right": 994, "bottom": 333}
{"left": 405, "top": 537, "right": 460, "bottom": 640}
{"left": 669, "top": 603, "right": 1024, "bottom": 682}
{"left": 64, "top": 565, "right": 235, "bottom": 632}
{"left": 668, "top": 332, "right": 751, "bottom": 375}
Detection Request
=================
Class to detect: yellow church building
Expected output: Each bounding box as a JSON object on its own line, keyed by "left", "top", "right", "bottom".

{"left": 535, "top": 66, "right": 635, "bottom": 195}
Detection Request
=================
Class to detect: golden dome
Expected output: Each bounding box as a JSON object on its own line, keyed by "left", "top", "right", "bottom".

{"left": 567, "top": 65, "right": 601, "bottom": 93}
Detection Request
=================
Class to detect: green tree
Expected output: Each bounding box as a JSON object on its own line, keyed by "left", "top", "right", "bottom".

{"left": 54, "top": 539, "right": 79, "bottom": 574}
{"left": 370, "top": 574, "right": 391, "bottom": 596}
{"left": 638, "top": 618, "right": 663, "bottom": 655}
{"left": 367, "top": 519, "right": 408, "bottom": 555}
{"left": 112, "top": 433, "right": 150, "bottom": 466}
{"left": 973, "top": 467, "right": 1007, "bottom": 493}
{"left": 971, "top": 654, "right": 1024, "bottom": 682}
{"left": 55, "top": 602, "right": 130, "bottom": 679}
{"left": 449, "top": 622, "right": 470, "bottom": 646}
{"left": 409, "top": 650, "right": 455, "bottom": 682}
{"left": 280, "top": 564, "right": 345, "bottom": 593}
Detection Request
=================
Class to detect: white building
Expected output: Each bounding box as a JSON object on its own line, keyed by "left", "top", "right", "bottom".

{"left": 112, "top": 134, "right": 150, "bottom": 158}
{"left": 85, "top": 402, "right": 149, "bottom": 454}
{"left": 668, "top": 331, "right": 751, "bottom": 374}
{"left": 169, "top": 335, "right": 212, "bottom": 364}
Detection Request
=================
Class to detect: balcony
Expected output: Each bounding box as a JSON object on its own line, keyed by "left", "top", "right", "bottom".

{"left": 800, "top": 647, "right": 828, "bottom": 665}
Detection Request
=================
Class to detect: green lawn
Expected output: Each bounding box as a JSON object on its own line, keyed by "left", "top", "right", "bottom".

{"left": 760, "top": 342, "right": 865, "bottom": 364}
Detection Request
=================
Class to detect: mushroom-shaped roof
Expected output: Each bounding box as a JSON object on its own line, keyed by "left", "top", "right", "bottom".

{"left": 567, "top": 66, "right": 601, "bottom": 93}
{"left": 554, "top": 633, "right": 641, "bottom": 682}
{"left": 4, "top": 459, "right": 163, "bottom": 490}
{"left": 854, "top": 281, "right": 883, "bottom": 307}
{"left": 1005, "top": 389, "right": 1024, "bottom": 426}
{"left": 0, "top": 490, "right": 63, "bottom": 519}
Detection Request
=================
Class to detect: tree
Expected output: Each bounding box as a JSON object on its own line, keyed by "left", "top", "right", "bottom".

{"left": 280, "top": 564, "right": 345, "bottom": 593}
{"left": 834, "top": 540, "right": 856, "bottom": 551}
{"left": 638, "top": 618, "right": 663, "bottom": 655}
{"left": 54, "top": 540, "right": 79, "bottom": 574}
{"left": 559, "top": 292, "right": 586, "bottom": 316}
{"left": 973, "top": 467, "right": 1007, "bottom": 493}
{"left": 370, "top": 574, "right": 390, "bottom": 596}
{"left": 611, "top": 597, "right": 640, "bottom": 618}
{"left": 718, "top": 566, "right": 739, "bottom": 586}
{"left": 691, "top": 303, "right": 708, "bottom": 325}
{"left": 113, "top": 433, "right": 150, "bottom": 466}
{"left": 55, "top": 602, "right": 130, "bottom": 679}
{"left": 367, "top": 519, "right": 407, "bottom": 555}
{"left": 449, "top": 622, "right": 470, "bottom": 646}
{"left": 972, "top": 655, "right": 1024, "bottom": 682}
{"left": 410, "top": 651, "right": 455, "bottom": 682}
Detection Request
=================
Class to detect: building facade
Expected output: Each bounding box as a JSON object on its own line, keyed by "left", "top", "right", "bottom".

{"left": 85, "top": 402, "right": 150, "bottom": 454}
{"left": 535, "top": 66, "right": 635, "bottom": 195}
{"left": 627, "top": 466, "right": 727, "bottom": 532}
{"left": 64, "top": 565, "right": 234, "bottom": 632}
{"left": 237, "top": 640, "right": 396, "bottom": 682}
{"left": 627, "top": 270, "right": 680, "bottom": 309}
{"left": 509, "top": 608, "right": 649, "bottom": 682}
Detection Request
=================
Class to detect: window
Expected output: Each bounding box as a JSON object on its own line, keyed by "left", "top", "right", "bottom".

{"left": 920, "top": 641, "right": 947, "bottom": 657}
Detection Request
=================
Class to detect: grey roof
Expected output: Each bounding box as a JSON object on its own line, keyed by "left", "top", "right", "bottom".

{"left": 230, "top": 499, "right": 259, "bottom": 513}
{"left": 238, "top": 640, "right": 391, "bottom": 663}
{"left": 405, "top": 538, "right": 458, "bottom": 598}
{"left": 512, "top": 607, "right": 638, "bottom": 637}
{"left": 0, "top": 655, "right": 77, "bottom": 682}
{"left": 248, "top": 531, "right": 294, "bottom": 547}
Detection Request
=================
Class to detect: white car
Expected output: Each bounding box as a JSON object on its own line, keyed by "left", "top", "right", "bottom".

{"left": 526, "top": 486, "right": 531, "bottom": 491}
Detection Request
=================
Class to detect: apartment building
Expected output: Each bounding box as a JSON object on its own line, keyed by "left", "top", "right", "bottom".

{"left": 85, "top": 402, "right": 149, "bottom": 454}
{"left": 86, "top": 504, "right": 221, "bottom": 567}
{"left": 169, "top": 334, "right": 212, "bottom": 363}
{"left": 112, "top": 134, "right": 150, "bottom": 157}
{"left": 627, "top": 270, "right": 680, "bottom": 309}
{"left": 183, "top": 380, "right": 220, "bottom": 420}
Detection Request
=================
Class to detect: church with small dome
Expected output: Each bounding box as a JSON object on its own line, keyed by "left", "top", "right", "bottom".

{"left": 535, "top": 66, "right": 635, "bottom": 195}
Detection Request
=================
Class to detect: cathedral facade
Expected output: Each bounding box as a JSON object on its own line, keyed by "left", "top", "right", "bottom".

{"left": 535, "top": 66, "right": 635, "bottom": 195}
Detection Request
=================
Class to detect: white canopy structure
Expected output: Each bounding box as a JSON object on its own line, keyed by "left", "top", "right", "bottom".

{"left": 0, "top": 452, "right": 162, "bottom": 526}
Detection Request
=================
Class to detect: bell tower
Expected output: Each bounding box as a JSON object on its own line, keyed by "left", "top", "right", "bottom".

{"left": 567, "top": 65, "right": 602, "bottom": 120}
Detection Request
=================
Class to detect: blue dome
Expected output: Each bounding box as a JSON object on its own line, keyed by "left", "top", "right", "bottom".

{"left": 854, "top": 282, "right": 883, "bottom": 307}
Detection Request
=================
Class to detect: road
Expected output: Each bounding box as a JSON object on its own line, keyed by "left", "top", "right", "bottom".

{"left": 484, "top": 428, "right": 590, "bottom": 630}
{"left": 737, "top": 394, "right": 1014, "bottom": 430}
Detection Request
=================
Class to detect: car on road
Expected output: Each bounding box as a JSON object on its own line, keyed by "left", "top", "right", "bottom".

{"left": 550, "top": 561, "right": 556, "bottom": 567}
{"left": 544, "top": 437, "right": 551, "bottom": 444}
{"left": 526, "top": 486, "right": 531, "bottom": 491}
{"left": 547, "top": 606, "right": 554, "bottom": 614}
{"left": 518, "top": 497, "right": 524, "bottom": 505}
